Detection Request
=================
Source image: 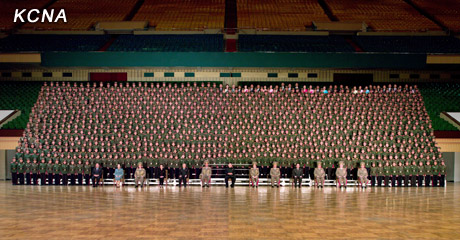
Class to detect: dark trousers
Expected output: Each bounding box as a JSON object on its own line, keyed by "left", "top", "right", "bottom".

{"left": 179, "top": 176, "right": 187, "bottom": 187}
{"left": 85, "top": 174, "right": 91, "bottom": 185}
{"left": 327, "top": 168, "right": 334, "bottom": 180}
{"left": 12, "top": 172, "right": 17, "bottom": 185}
{"left": 48, "top": 174, "right": 53, "bottom": 185}
{"left": 371, "top": 176, "right": 376, "bottom": 186}
{"left": 411, "top": 176, "right": 417, "bottom": 187}
{"left": 40, "top": 173, "right": 46, "bottom": 185}
{"left": 309, "top": 168, "right": 315, "bottom": 180}
{"left": 293, "top": 176, "right": 302, "bottom": 187}
{"left": 346, "top": 169, "right": 351, "bottom": 180}
{"left": 103, "top": 168, "right": 108, "bottom": 179}
{"left": 54, "top": 174, "right": 60, "bottom": 185}
{"left": 32, "top": 173, "right": 38, "bottom": 185}
{"left": 432, "top": 175, "right": 438, "bottom": 187}
{"left": 377, "top": 176, "right": 383, "bottom": 186}
{"left": 159, "top": 177, "right": 164, "bottom": 186}
{"left": 397, "top": 175, "right": 402, "bottom": 187}
{"left": 418, "top": 175, "right": 423, "bottom": 187}
{"left": 77, "top": 174, "right": 83, "bottom": 185}
{"left": 125, "top": 168, "right": 131, "bottom": 178}
{"left": 425, "top": 175, "right": 431, "bottom": 187}
{"left": 404, "top": 175, "right": 410, "bottom": 187}
{"left": 440, "top": 175, "right": 445, "bottom": 187}
{"left": 149, "top": 168, "right": 154, "bottom": 179}
{"left": 391, "top": 176, "right": 396, "bottom": 187}
{"left": 92, "top": 176, "right": 101, "bottom": 186}
{"left": 62, "top": 174, "right": 68, "bottom": 185}
{"left": 225, "top": 175, "right": 236, "bottom": 187}
{"left": 303, "top": 167, "right": 309, "bottom": 178}
{"left": 26, "top": 173, "right": 31, "bottom": 185}
{"left": 18, "top": 173, "right": 24, "bottom": 185}
{"left": 70, "top": 174, "right": 76, "bottom": 185}
{"left": 384, "top": 176, "right": 389, "bottom": 187}
{"left": 109, "top": 168, "right": 114, "bottom": 179}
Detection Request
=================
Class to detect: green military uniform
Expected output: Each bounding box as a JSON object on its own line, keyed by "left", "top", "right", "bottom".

{"left": 249, "top": 164, "right": 260, "bottom": 187}
{"left": 270, "top": 166, "right": 281, "bottom": 187}
{"left": 314, "top": 163, "right": 326, "bottom": 188}
{"left": 357, "top": 163, "right": 368, "bottom": 188}
{"left": 200, "top": 162, "right": 212, "bottom": 187}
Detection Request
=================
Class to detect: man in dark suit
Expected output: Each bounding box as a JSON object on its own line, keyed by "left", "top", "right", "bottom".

{"left": 225, "top": 163, "right": 236, "bottom": 188}
{"left": 92, "top": 163, "right": 103, "bottom": 187}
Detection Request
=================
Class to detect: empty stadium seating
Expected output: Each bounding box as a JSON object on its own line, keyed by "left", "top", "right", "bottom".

{"left": 15, "top": 82, "right": 441, "bottom": 171}
{"left": 238, "top": 35, "right": 354, "bottom": 52}
{"left": 21, "top": 0, "right": 138, "bottom": 30}
{"left": 354, "top": 36, "right": 460, "bottom": 53}
{"left": 0, "top": 82, "right": 42, "bottom": 130}
{"left": 132, "top": 0, "right": 225, "bottom": 30}
{"left": 325, "top": 0, "right": 441, "bottom": 31}
{"left": 107, "top": 34, "right": 224, "bottom": 52}
{"left": 412, "top": 0, "right": 460, "bottom": 32}
{"left": 0, "top": 34, "right": 111, "bottom": 52}
{"left": 237, "top": 0, "right": 330, "bottom": 30}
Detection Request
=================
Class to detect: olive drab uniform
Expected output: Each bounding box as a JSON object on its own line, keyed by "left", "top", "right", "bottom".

{"left": 357, "top": 165, "right": 369, "bottom": 187}
{"left": 134, "top": 167, "right": 146, "bottom": 187}
{"left": 336, "top": 167, "right": 347, "bottom": 187}
{"left": 314, "top": 166, "right": 326, "bottom": 187}
{"left": 10, "top": 161, "right": 18, "bottom": 185}
{"left": 200, "top": 165, "right": 212, "bottom": 187}
{"left": 249, "top": 167, "right": 259, "bottom": 187}
{"left": 270, "top": 167, "right": 281, "bottom": 187}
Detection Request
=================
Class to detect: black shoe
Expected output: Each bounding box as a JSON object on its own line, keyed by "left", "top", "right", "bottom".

{"left": 231, "top": 185, "right": 234, "bottom": 188}
{"left": 135, "top": 185, "right": 138, "bottom": 188}
{"left": 202, "top": 185, "right": 205, "bottom": 188}
{"left": 277, "top": 186, "right": 279, "bottom": 188}
{"left": 226, "top": 186, "right": 228, "bottom": 188}
{"left": 272, "top": 186, "right": 274, "bottom": 188}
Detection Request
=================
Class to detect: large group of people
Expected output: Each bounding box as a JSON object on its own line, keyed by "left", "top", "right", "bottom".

{"left": 10, "top": 81, "right": 445, "bottom": 188}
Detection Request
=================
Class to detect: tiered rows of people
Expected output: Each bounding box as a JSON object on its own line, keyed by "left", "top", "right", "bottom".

{"left": 12, "top": 81, "right": 444, "bottom": 187}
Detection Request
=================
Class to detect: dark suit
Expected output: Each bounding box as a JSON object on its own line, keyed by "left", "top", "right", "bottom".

{"left": 92, "top": 167, "right": 103, "bottom": 187}
{"left": 179, "top": 168, "right": 189, "bottom": 187}
{"left": 225, "top": 167, "right": 236, "bottom": 187}
{"left": 292, "top": 168, "right": 303, "bottom": 187}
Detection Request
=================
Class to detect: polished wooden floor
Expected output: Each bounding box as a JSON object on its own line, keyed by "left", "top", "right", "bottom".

{"left": 0, "top": 182, "right": 459, "bottom": 240}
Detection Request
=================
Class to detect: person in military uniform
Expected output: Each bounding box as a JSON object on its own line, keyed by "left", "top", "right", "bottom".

{"left": 46, "top": 159, "right": 53, "bottom": 185}
{"left": 10, "top": 158, "right": 18, "bottom": 185}
{"left": 39, "top": 159, "right": 47, "bottom": 185}
{"left": 383, "top": 161, "right": 391, "bottom": 187}
{"left": 390, "top": 162, "right": 398, "bottom": 187}
{"left": 314, "top": 161, "right": 326, "bottom": 188}
{"left": 424, "top": 161, "right": 432, "bottom": 187}
{"left": 410, "top": 161, "right": 418, "bottom": 187}
{"left": 68, "top": 160, "right": 77, "bottom": 185}
{"left": 370, "top": 162, "right": 377, "bottom": 187}
{"left": 31, "top": 159, "right": 39, "bottom": 185}
{"left": 200, "top": 161, "right": 212, "bottom": 187}
{"left": 249, "top": 162, "right": 259, "bottom": 188}
{"left": 335, "top": 161, "right": 347, "bottom": 188}
{"left": 179, "top": 163, "right": 189, "bottom": 188}
{"left": 270, "top": 162, "right": 281, "bottom": 188}
{"left": 83, "top": 160, "right": 92, "bottom": 185}
{"left": 377, "top": 162, "right": 384, "bottom": 187}
{"left": 17, "top": 158, "right": 26, "bottom": 185}
{"left": 396, "top": 161, "right": 404, "bottom": 187}
{"left": 417, "top": 161, "right": 424, "bottom": 187}
{"left": 225, "top": 163, "right": 236, "bottom": 188}
{"left": 76, "top": 160, "right": 84, "bottom": 185}
{"left": 61, "top": 160, "right": 69, "bottom": 186}
{"left": 292, "top": 163, "right": 303, "bottom": 188}
{"left": 53, "top": 160, "right": 61, "bottom": 185}
{"left": 25, "top": 159, "right": 32, "bottom": 185}
{"left": 439, "top": 160, "right": 446, "bottom": 187}
{"left": 431, "top": 161, "right": 439, "bottom": 187}
{"left": 357, "top": 162, "right": 369, "bottom": 188}
{"left": 134, "top": 162, "right": 146, "bottom": 188}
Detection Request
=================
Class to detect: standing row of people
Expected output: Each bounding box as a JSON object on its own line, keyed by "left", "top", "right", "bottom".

{"left": 10, "top": 157, "right": 446, "bottom": 188}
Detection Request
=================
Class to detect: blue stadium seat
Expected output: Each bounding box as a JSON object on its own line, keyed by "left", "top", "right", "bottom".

{"left": 108, "top": 34, "right": 224, "bottom": 52}
{"left": 354, "top": 36, "right": 460, "bottom": 53}
{"left": 0, "top": 34, "right": 111, "bottom": 52}
{"left": 238, "top": 35, "right": 355, "bottom": 52}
